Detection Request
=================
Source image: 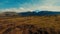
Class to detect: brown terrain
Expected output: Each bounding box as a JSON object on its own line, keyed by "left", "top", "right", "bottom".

{"left": 0, "top": 16, "right": 60, "bottom": 34}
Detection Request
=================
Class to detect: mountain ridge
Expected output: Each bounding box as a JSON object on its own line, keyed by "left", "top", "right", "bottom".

{"left": 18, "top": 11, "right": 60, "bottom": 16}
{"left": 0, "top": 11, "right": 60, "bottom": 17}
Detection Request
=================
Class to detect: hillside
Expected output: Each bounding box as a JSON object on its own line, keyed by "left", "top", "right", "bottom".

{"left": 0, "top": 16, "right": 60, "bottom": 34}
{"left": 1, "top": 11, "right": 60, "bottom": 17}
{"left": 18, "top": 11, "right": 60, "bottom": 16}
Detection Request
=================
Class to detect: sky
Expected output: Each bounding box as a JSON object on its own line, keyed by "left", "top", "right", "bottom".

{"left": 0, "top": 0, "right": 60, "bottom": 12}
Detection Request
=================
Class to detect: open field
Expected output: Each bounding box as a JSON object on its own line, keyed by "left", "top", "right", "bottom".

{"left": 0, "top": 16, "right": 60, "bottom": 34}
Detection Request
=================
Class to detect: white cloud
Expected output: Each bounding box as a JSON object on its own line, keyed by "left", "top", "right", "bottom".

{"left": 0, "top": 6, "right": 60, "bottom": 13}
{"left": 38, "top": 6, "right": 60, "bottom": 11}
{"left": 0, "top": 7, "right": 34, "bottom": 13}
{"left": 36, "top": 0, "right": 60, "bottom": 11}
{"left": 0, "top": 0, "right": 60, "bottom": 12}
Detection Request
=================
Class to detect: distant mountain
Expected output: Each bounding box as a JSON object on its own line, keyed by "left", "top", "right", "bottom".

{"left": 1, "top": 11, "right": 60, "bottom": 17}
{"left": 18, "top": 11, "right": 60, "bottom": 16}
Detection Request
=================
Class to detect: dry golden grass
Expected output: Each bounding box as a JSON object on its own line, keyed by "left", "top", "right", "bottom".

{"left": 0, "top": 16, "right": 60, "bottom": 34}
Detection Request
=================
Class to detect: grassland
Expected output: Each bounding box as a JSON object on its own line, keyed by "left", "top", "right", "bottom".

{"left": 0, "top": 16, "right": 60, "bottom": 34}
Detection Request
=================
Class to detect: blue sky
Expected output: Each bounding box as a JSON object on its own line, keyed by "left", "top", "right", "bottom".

{"left": 0, "top": 0, "right": 43, "bottom": 9}
{"left": 0, "top": 0, "right": 60, "bottom": 12}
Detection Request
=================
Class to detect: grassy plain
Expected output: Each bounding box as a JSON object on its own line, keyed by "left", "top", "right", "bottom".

{"left": 0, "top": 16, "right": 60, "bottom": 34}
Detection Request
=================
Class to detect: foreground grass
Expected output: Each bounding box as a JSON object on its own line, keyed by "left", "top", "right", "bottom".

{"left": 0, "top": 16, "right": 60, "bottom": 34}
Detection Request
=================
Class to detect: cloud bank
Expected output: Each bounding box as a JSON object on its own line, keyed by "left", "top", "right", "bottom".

{"left": 0, "top": 0, "right": 60, "bottom": 12}
{"left": 0, "top": 6, "right": 60, "bottom": 13}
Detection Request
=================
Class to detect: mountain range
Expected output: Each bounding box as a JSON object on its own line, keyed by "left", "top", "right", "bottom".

{"left": 18, "top": 11, "right": 60, "bottom": 16}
